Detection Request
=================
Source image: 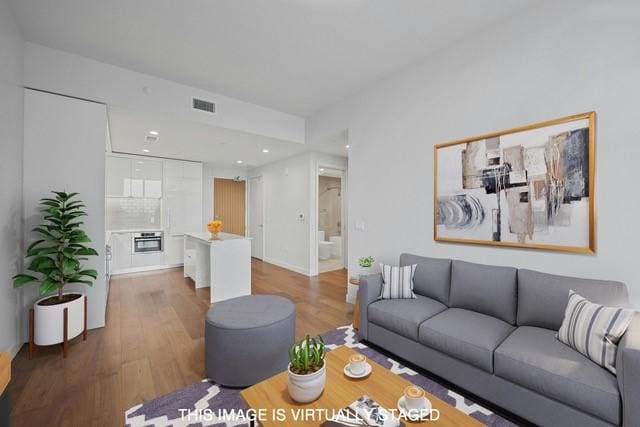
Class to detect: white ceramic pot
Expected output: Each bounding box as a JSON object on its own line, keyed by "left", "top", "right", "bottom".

{"left": 34, "top": 292, "right": 85, "bottom": 346}
{"left": 287, "top": 362, "right": 326, "bottom": 403}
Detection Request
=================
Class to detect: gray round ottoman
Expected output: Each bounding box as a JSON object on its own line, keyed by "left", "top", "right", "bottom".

{"left": 205, "top": 295, "right": 295, "bottom": 387}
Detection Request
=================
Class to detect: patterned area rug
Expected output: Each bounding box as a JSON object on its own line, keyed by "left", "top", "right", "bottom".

{"left": 125, "top": 325, "right": 517, "bottom": 426}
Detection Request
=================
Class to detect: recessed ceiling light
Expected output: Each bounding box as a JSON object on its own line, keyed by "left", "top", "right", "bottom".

{"left": 345, "top": 144, "right": 350, "bottom": 149}
{"left": 142, "top": 149, "right": 150, "bottom": 153}
{"left": 319, "top": 168, "right": 325, "bottom": 172}
{"left": 137, "top": 161, "right": 143, "bottom": 164}
{"left": 149, "top": 130, "right": 159, "bottom": 136}
{"left": 262, "top": 149, "right": 269, "bottom": 153}
{"left": 236, "top": 160, "right": 243, "bottom": 164}
{"left": 135, "top": 169, "right": 141, "bottom": 172}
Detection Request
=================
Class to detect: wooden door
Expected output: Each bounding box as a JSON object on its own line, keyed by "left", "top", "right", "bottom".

{"left": 214, "top": 178, "right": 246, "bottom": 235}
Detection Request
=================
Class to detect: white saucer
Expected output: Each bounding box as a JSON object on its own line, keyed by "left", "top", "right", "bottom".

{"left": 397, "top": 395, "right": 432, "bottom": 421}
{"left": 343, "top": 362, "right": 372, "bottom": 378}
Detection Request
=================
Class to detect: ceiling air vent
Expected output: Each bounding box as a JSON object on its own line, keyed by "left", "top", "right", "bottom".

{"left": 144, "top": 134, "right": 159, "bottom": 144}
{"left": 192, "top": 97, "right": 216, "bottom": 114}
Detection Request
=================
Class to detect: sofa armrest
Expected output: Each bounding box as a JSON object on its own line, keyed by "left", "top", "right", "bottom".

{"left": 618, "top": 313, "right": 640, "bottom": 426}
{"left": 358, "top": 273, "right": 383, "bottom": 340}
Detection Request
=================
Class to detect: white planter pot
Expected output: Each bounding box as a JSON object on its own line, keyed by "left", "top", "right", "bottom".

{"left": 34, "top": 292, "right": 85, "bottom": 346}
{"left": 287, "top": 362, "right": 326, "bottom": 403}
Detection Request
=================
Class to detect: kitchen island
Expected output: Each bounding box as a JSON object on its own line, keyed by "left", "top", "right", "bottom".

{"left": 183, "top": 232, "right": 252, "bottom": 303}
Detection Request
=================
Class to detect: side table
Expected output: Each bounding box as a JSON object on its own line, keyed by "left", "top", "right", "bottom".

{"left": 349, "top": 277, "right": 360, "bottom": 330}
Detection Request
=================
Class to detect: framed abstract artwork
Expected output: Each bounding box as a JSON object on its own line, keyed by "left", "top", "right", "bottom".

{"left": 434, "top": 112, "right": 595, "bottom": 253}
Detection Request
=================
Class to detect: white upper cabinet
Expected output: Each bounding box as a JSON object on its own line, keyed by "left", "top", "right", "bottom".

{"left": 106, "top": 155, "right": 163, "bottom": 198}
{"left": 133, "top": 159, "right": 162, "bottom": 198}
{"left": 105, "top": 156, "right": 132, "bottom": 197}
{"left": 163, "top": 160, "right": 202, "bottom": 236}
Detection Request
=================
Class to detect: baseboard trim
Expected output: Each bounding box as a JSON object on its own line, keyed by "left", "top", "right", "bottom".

{"left": 111, "top": 263, "right": 182, "bottom": 276}
{"left": 8, "top": 341, "right": 23, "bottom": 359}
{"left": 262, "top": 257, "right": 311, "bottom": 276}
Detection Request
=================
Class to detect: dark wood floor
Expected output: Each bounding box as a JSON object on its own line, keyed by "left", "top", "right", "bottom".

{"left": 8, "top": 260, "right": 350, "bottom": 426}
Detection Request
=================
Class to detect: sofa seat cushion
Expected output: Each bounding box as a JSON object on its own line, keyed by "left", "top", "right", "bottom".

{"left": 494, "top": 326, "right": 620, "bottom": 425}
{"left": 368, "top": 296, "right": 446, "bottom": 341}
{"left": 418, "top": 308, "right": 515, "bottom": 373}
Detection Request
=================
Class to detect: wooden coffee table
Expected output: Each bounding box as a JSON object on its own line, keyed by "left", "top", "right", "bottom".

{"left": 241, "top": 346, "right": 482, "bottom": 426}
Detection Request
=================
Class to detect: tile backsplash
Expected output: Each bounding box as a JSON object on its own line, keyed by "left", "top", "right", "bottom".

{"left": 106, "top": 198, "right": 161, "bottom": 230}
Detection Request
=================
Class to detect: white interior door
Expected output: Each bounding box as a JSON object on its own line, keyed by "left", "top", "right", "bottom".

{"left": 249, "top": 176, "right": 264, "bottom": 259}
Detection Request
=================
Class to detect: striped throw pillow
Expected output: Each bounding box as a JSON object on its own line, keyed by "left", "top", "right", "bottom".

{"left": 557, "top": 290, "right": 635, "bottom": 374}
{"left": 379, "top": 264, "right": 417, "bottom": 299}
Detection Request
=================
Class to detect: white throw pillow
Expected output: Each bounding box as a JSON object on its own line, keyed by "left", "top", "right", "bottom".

{"left": 379, "top": 263, "right": 417, "bottom": 300}
{"left": 557, "top": 290, "right": 635, "bottom": 374}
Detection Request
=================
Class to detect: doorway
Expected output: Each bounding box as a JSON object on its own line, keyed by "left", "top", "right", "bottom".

{"left": 213, "top": 178, "right": 246, "bottom": 235}
{"left": 248, "top": 176, "right": 264, "bottom": 259}
{"left": 317, "top": 168, "right": 345, "bottom": 273}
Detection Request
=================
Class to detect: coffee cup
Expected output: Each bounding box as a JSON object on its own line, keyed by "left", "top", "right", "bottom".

{"left": 403, "top": 385, "right": 427, "bottom": 411}
{"left": 348, "top": 353, "right": 367, "bottom": 375}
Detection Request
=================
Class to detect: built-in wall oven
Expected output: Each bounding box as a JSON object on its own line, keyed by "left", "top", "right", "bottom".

{"left": 132, "top": 232, "right": 163, "bottom": 254}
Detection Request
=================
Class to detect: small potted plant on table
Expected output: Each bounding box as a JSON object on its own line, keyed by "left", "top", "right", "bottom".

{"left": 12, "top": 191, "right": 98, "bottom": 358}
{"left": 287, "top": 335, "right": 326, "bottom": 403}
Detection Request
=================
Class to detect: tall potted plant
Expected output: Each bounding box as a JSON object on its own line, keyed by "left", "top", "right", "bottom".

{"left": 12, "top": 191, "right": 98, "bottom": 355}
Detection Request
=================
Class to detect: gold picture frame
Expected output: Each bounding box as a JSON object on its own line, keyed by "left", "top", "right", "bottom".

{"left": 434, "top": 112, "right": 596, "bottom": 253}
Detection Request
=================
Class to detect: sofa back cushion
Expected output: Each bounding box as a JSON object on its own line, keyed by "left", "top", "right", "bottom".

{"left": 400, "top": 253, "right": 451, "bottom": 305}
{"left": 517, "top": 269, "right": 629, "bottom": 330}
{"left": 450, "top": 260, "right": 518, "bottom": 324}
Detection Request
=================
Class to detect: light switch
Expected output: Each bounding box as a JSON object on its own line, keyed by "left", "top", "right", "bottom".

{"left": 355, "top": 220, "right": 365, "bottom": 231}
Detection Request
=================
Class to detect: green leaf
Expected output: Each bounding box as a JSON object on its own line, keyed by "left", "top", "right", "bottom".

{"left": 40, "top": 197, "right": 60, "bottom": 204}
{"left": 29, "top": 256, "right": 56, "bottom": 272}
{"left": 52, "top": 191, "right": 68, "bottom": 200}
{"left": 26, "top": 240, "right": 45, "bottom": 254}
{"left": 62, "top": 259, "right": 80, "bottom": 275}
{"left": 28, "top": 246, "right": 58, "bottom": 257}
{"left": 40, "top": 200, "right": 60, "bottom": 208}
{"left": 76, "top": 247, "right": 98, "bottom": 256}
{"left": 12, "top": 274, "right": 39, "bottom": 288}
{"left": 78, "top": 269, "right": 98, "bottom": 279}
{"left": 39, "top": 278, "right": 59, "bottom": 295}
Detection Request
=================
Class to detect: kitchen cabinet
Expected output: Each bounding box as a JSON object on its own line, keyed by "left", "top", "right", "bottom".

{"left": 106, "top": 155, "right": 163, "bottom": 198}
{"left": 164, "top": 234, "right": 184, "bottom": 266}
{"left": 132, "top": 252, "right": 164, "bottom": 268}
{"left": 163, "top": 160, "right": 202, "bottom": 235}
{"left": 111, "top": 233, "right": 132, "bottom": 271}
{"left": 133, "top": 159, "right": 162, "bottom": 198}
{"left": 163, "top": 160, "right": 202, "bottom": 266}
{"left": 106, "top": 156, "right": 132, "bottom": 197}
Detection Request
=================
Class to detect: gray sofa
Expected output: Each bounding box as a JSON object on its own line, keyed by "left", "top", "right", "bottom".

{"left": 358, "top": 254, "right": 640, "bottom": 427}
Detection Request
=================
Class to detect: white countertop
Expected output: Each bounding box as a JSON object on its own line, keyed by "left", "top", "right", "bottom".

{"left": 107, "top": 229, "right": 163, "bottom": 234}
{"left": 184, "top": 232, "right": 251, "bottom": 244}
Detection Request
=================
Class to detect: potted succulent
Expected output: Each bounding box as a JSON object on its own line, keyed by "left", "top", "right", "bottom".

{"left": 12, "top": 191, "right": 98, "bottom": 355}
{"left": 287, "top": 335, "right": 326, "bottom": 403}
{"left": 358, "top": 256, "right": 375, "bottom": 272}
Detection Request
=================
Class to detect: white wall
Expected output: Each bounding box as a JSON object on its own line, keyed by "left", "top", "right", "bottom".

{"left": 0, "top": 0, "right": 24, "bottom": 356}
{"left": 249, "top": 152, "right": 347, "bottom": 275}
{"left": 23, "top": 89, "right": 108, "bottom": 330}
{"left": 308, "top": 153, "right": 348, "bottom": 276}
{"left": 308, "top": 0, "right": 640, "bottom": 307}
{"left": 250, "top": 153, "right": 313, "bottom": 274}
{"left": 23, "top": 43, "right": 305, "bottom": 144}
{"left": 202, "top": 164, "right": 248, "bottom": 228}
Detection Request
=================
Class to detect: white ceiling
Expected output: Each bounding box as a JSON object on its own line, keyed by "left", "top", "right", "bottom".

{"left": 10, "top": 0, "right": 536, "bottom": 116}
{"left": 108, "top": 107, "right": 348, "bottom": 168}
